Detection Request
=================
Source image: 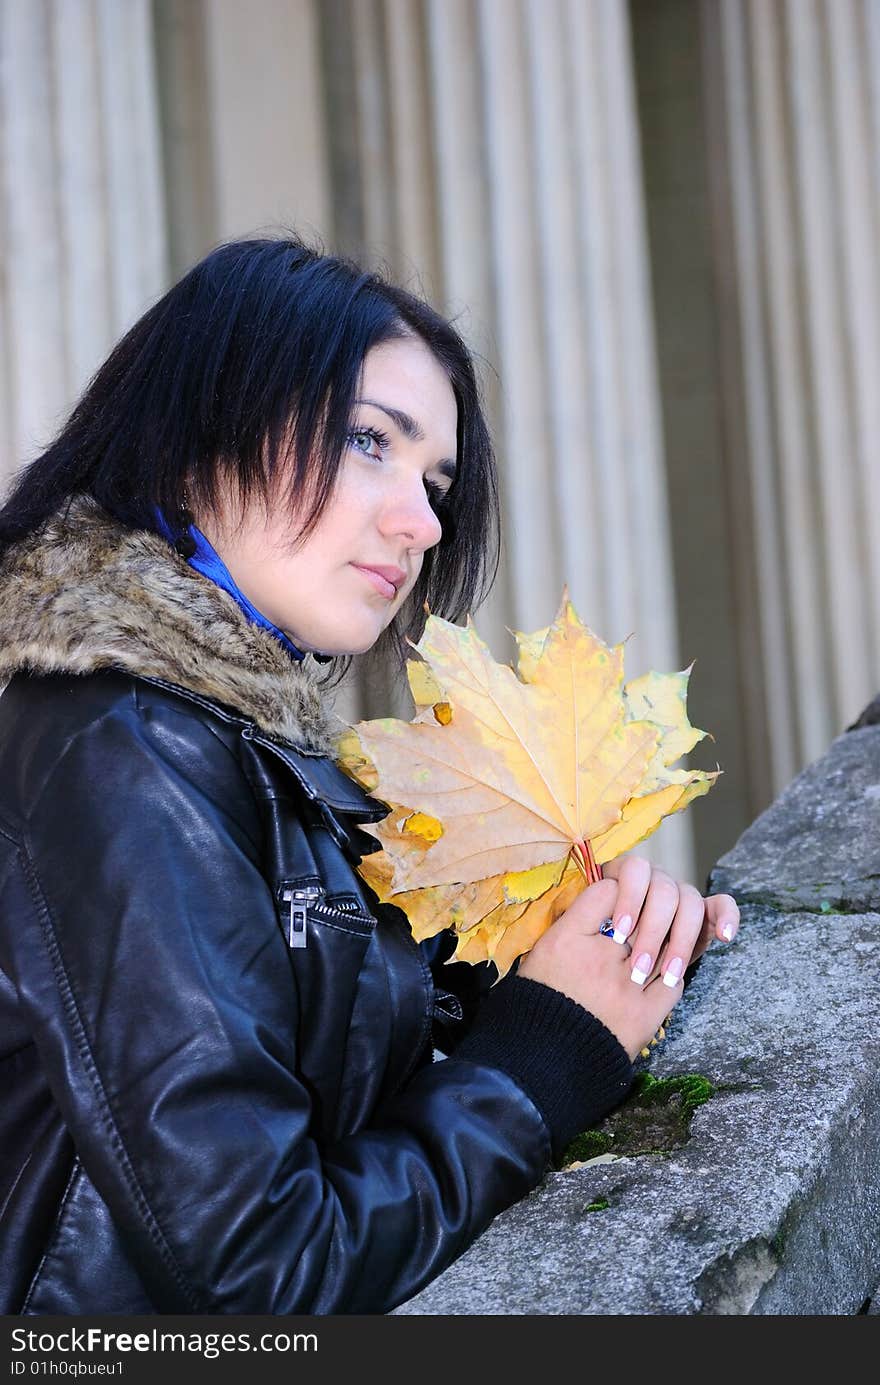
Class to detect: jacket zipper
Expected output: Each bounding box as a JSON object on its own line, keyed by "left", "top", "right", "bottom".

{"left": 281, "top": 885, "right": 432, "bottom": 1099}
{"left": 280, "top": 885, "right": 322, "bottom": 949}
{"left": 280, "top": 886, "right": 377, "bottom": 949}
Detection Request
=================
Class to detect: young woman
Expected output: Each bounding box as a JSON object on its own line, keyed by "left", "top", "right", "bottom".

{"left": 0, "top": 236, "right": 738, "bottom": 1315}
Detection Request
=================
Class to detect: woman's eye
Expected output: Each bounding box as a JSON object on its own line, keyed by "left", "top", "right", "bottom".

{"left": 348, "top": 426, "right": 388, "bottom": 460}
{"left": 350, "top": 431, "right": 375, "bottom": 456}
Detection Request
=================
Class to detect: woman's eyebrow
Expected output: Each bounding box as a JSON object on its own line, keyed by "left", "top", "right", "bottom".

{"left": 356, "top": 397, "right": 424, "bottom": 441}
{"left": 355, "top": 397, "right": 457, "bottom": 477}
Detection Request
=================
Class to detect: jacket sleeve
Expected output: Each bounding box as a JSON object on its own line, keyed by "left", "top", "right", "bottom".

{"left": 7, "top": 695, "right": 629, "bottom": 1315}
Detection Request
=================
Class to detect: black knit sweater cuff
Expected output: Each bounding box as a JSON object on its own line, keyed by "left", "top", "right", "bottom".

{"left": 450, "top": 974, "right": 634, "bottom": 1163}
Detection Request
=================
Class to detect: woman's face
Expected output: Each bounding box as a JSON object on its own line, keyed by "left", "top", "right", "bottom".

{"left": 198, "top": 336, "right": 458, "bottom": 655}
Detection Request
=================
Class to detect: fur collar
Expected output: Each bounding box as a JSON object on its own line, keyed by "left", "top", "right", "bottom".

{"left": 0, "top": 495, "right": 335, "bottom": 753}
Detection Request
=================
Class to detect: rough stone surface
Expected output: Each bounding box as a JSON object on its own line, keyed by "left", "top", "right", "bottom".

{"left": 393, "top": 715, "right": 880, "bottom": 1315}
{"left": 707, "top": 725, "right": 880, "bottom": 914}
{"left": 850, "top": 695, "right": 880, "bottom": 730}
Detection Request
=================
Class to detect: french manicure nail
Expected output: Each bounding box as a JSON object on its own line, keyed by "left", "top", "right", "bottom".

{"left": 662, "top": 956, "right": 684, "bottom": 988}
{"left": 631, "top": 952, "right": 652, "bottom": 985}
{"left": 722, "top": 922, "right": 736, "bottom": 942}
{"left": 612, "top": 914, "right": 633, "bottom": 945}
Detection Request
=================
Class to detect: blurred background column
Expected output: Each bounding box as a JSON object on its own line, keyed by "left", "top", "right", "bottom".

{"left": 0, "top": 0, "right": 167, "bottom": 466}
{"left": 704, "top": 0, "right": 880, "bottom": 766}
{"left": 631, "top": 0, "right": 880, "bottom": 874}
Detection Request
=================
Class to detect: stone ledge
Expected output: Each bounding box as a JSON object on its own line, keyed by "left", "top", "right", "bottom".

{"left": 707, "top": 725, "right": 880, "bottom": 914}
{"left": 394, "top": 717, "right": 880, "bottom": 1315}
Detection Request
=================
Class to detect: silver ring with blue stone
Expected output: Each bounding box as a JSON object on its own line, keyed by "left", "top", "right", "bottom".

{"left": 598, "top": 918, "right": 615, "bottom": 939}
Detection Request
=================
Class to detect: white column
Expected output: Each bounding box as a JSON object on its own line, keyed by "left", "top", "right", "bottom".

{"left": 96, "top": 0, "right": 166, "bottom": 331}
{"left": 826, "top": 0, "right": 880, "bottom": 688}
{"left": 425, "top": 0, "right": 511, "bottom": 655}
{"left": 712, "top": 0, "right": 801, "bottom": 791}
{"left": 705, "top": 0, "right": 880, "bottom": 778}
{"left": 745, "top": 0, "right": 830, "bottom": 770}
{"left": 201, "top": 0, "right": 330, "bottom": 243}
{"left": 477, "top": 0, "right": 564, "bottom": 636}
{"left": 1, "top": 0, "right": 68, "bottom": 471}
{"left": 55, "top": 0, "right": 113, "bottom": 396}
{"left": 786, "top": 0, "right": 874, "bottom": 725}
{"left": 0, "top": 0, "right": 167, "bottom": 481}
{"left": 384, "top": 0, "right": 440, "bottom": 300}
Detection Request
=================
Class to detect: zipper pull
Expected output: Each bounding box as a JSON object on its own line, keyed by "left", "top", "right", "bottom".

{"left": 280, "top": 885, "right": 322, "bottom": 948}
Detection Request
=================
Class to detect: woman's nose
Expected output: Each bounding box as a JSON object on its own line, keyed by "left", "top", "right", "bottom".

{"left": 382, "top": 481, "right": 443, "bottom": 552}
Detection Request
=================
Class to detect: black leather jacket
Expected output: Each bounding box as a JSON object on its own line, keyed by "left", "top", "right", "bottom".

{"left": 0, "top": 498, "right": 632, "bottom": 1314}
{"left": 0, "top": 667, "right": 552, "bottom": 1314}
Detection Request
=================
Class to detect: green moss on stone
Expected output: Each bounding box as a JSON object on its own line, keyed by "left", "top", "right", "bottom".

{"left": 557, "top": 1070, "right": 717, "bottom": 1170}
{"left": 631, "top": 1071, "right": 715, "bottom": 1118}
{"left": 560, "top": 1130, "right": 614, "bottom": 1164}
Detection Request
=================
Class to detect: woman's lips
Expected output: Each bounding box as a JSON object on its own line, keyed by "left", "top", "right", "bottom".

{"left": 352, "top": 564, "right": 404, "bottom": 600}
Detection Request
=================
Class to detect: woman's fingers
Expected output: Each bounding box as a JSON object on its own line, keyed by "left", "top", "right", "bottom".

{"left": 666, "top": 891, "right": 742, "bottom": 972}
{"left": 602, "top": 855, "right": 742, "bottom": 972}
{"left": 705, "top": 891, "right": 740, "bottom": 943}
{"left": 624, "top": 870, "right": 684, "bottom": 984}
{"left": 687, "top": 909, "right": 714, "bottom": 966}
{"left": 651, "top": 882, "right": 706, "bottom": 987}
{"left": 556, "top": 877, "right": 619, "bottom": 936}
{"left": 602, "top": 853, "right": 652, "bottom": 945}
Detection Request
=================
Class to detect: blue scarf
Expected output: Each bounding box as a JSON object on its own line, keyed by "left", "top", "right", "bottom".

{"left": 153, "top": 506, "right": 305, "bottom": 662}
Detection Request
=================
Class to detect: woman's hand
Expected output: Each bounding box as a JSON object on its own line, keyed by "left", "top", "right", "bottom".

{"left": 516, "top": 856, "right": 740, "bottom": 1061}
{"left": 516, "top": 878, "right": 674, "bottom": 1060}
{"left": 601, "top": 852, "right": 739, "bottom": 987}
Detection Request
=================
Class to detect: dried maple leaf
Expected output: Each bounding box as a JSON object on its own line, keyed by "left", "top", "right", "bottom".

{"left": 336, "top": 591, "right": 718, "bottom": 977}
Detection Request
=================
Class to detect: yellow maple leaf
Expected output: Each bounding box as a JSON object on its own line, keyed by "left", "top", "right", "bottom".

{"left": 336, "top": 591, "right": 718, "bottom": 976}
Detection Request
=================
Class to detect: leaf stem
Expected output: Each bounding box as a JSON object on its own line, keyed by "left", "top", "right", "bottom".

{"left": 570, "top": 838, "right": 604, "bottom": 885}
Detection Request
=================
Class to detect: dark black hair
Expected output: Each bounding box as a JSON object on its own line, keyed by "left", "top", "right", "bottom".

{"left": 0, "top": 234, "right": 499, "bottom": 663}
